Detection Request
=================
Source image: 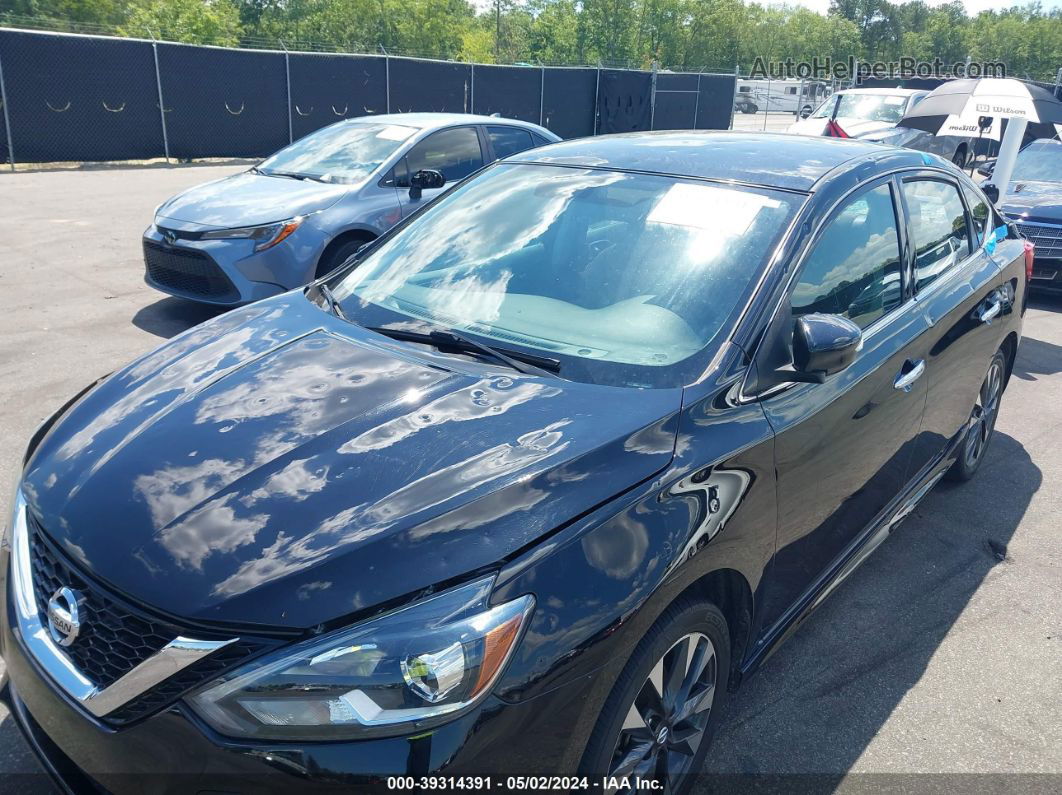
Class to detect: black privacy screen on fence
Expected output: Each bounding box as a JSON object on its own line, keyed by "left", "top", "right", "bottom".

{"left": 289, "top": 53, "right": 388, "bottom": 139}
{"left": 0, "top": 28, "right": 738, "bottom": 165}
{"left": 0, "top": 29, "right": 164, "bottom": 162}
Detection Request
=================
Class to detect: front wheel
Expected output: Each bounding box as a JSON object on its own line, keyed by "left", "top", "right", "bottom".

{"left": 947, "top": 349, "right": 1006, "bottom": 481}
{"left": 580, "top": 599, "right": 730, "bottom": 795}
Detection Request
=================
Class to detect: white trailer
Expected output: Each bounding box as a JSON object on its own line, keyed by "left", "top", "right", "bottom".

{"left": 734, "top": 79, "right": 832, "bottom": 114}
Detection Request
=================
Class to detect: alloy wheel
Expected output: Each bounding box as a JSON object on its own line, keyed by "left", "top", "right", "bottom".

{"left": 964, "top": 358, "right": 1003, "bottom": 469}
{"left": 606, "top": 632, "right": 717, "bottom": 793}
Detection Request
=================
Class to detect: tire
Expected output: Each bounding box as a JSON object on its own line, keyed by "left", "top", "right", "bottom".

{"left": 946, "top": 349, "right": 1006, "bottom": 482}
{"left": 952, "top": 145, "right": 969, "bottom": 168}
{"left": 743, "top": 103, "right": 758, "bottom": 114}
{"left": 314, "top": 234, "right": 373, "bottom": 280}
{"left": 579, "top": 599, "right": 730, "bottom": 795}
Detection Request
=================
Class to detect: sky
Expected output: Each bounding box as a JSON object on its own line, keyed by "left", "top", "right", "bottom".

{"left": 778, "top": 0, "right": 1062, "bottom": 13}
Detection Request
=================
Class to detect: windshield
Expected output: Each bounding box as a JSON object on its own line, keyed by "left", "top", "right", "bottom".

{"left": 257, "top": 122, "right": 416, "bottom": 183}
{"left": 829, "top": 93, "right": 909, "bottom": 123}
{"left": 1012, "top": 140, "right": 1062, "bottom": 183}
{"left": 330, "top": 163, "right": 802, "bottom": 388}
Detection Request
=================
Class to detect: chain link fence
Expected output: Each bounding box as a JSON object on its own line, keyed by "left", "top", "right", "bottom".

{"left": 0, "top": 27, "right": 739, "bottom": 168}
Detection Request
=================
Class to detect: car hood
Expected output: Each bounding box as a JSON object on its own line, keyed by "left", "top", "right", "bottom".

{"left": 1000, "top": 180, "right": 1062, "bottom": 224}
{"left": 21, "top": 295, "right": 681, "bottom": 630}
{"left": 787, "top": 117, "right": 895, "bottom": 138}
{"left": 156, "top": 171, "right": 350, "bottom": 229}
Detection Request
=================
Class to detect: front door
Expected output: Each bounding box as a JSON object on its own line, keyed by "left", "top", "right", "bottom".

{"left": 397, "top": 126, "right": 485, "bottom": 217}
{"left": 757, "top": 179, "right": 931, "bottom": 631}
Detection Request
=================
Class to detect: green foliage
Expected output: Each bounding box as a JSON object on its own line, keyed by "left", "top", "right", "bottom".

{"left": 3, "top": 0, "right": 1061, "bottom": 79}
{"left": 118, "top": 0, "right": 241, "bottom": 44}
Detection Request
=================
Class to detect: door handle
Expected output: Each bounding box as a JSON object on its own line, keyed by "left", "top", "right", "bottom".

{"left": 894, "top": 359, "right": 925, "bottom": 392}
{"left": 978, "top": 299, "right": 1002, "bottom": 325}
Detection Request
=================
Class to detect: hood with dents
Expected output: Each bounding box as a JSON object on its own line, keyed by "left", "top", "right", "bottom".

{"left": 22, "top": 295, "right": 681, "bottom": 630}
{"left": 156, "top": 171, "right": 350, "bottom": 229}
{"left": 999, "top": 180, "right": 1062, "bottom": 225}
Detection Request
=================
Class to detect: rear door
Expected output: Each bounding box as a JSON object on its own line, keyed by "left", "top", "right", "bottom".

{"left": 396, "top": 126, "right": 485, "bottom": 217}
{"left": 757, "top": 178, "right": 932, "bottom": 630}
{"left": 485, "top": 125, "right": 537, "bottom": 162}
{"left": 898, "top": 173, "right": 1010, "bottom": 479}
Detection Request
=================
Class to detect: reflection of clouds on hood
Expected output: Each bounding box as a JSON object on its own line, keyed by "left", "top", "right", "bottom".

{"left": 340, "top": 379, "right": 560, "bottom": 454}
{"left": 135, "top": 456, "right": 250, "bottom": 529}
{"left": 244, "top": 459, "right": 329, "bottom": 505}
{"left": 157, "top": 492, "right": 268, "bottom": 570}
{"left": 211, "top": 421, "right": 572, "bottom": 598}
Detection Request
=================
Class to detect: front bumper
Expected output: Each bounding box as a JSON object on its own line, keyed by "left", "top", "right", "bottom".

{"left": 142, "top": 219, "right": 323, "bottom": 306}
{"left": 1029, "top": 257, "right": 1062, "bottom": 292}
{"left": 1, "top": 587, "right": 594, "bottom": 793}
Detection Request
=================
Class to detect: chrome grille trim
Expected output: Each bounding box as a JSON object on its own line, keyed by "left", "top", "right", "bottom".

{"left": 8, "top": 489, "right": 238, "bottom": 718}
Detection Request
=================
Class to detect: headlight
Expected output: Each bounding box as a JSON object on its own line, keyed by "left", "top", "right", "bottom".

{"left": 187, "top": 577, "right": 533, "bottom": 740}
{"left": 199, "top": 217, "right": 303, "bottom": 251}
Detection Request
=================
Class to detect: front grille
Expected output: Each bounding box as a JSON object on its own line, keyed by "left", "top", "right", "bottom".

{"left": 143, "top": 240, "right": 238, "bottom": 301}
{"left": 1016, "top": 221, "right": 1062, "bottom": 260}
{"left": 28, "top": 521, "right": 279, "bottom": 725}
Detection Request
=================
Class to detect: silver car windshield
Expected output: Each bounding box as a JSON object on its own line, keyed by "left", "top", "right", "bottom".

{"left": 1012, "top": 140, "right": 1062, "bottom": 182}
{"left": 258, "top": 122, "right": 416, "bottom": 184}
{"left": 332, "top": 163, "right": 800, "bottom": 375}
{"left": 832, "top": 93, "right": 909, "bottom": 123}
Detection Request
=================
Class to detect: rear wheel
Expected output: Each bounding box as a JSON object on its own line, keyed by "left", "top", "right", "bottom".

{"left": 947, "top": 349, "right": 1006, "bottom": 482}
{"left": 580, "top": 600, "right": 730, "bottom": 795}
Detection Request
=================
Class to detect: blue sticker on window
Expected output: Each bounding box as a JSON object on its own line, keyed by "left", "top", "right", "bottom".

{"left": 985, "top": 224, "right": 1008, "bottom": 255}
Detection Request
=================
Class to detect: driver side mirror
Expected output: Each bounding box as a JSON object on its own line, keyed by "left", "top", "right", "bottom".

{"left": 982, "top": 183, "right": 1000, "bottom": 204}
{"left": 409, "top": 169, "right": 445, "bottom": 200}
{"left": 789, "top": 313, "right": 863, "bottom": 384}
{"left": 799, "top": 107, "right": 812, "bottom": 119}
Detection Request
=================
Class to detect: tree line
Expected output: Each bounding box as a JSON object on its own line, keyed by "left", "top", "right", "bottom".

{"left": 1, "top": 0, "right": 1060, "bottom": 80}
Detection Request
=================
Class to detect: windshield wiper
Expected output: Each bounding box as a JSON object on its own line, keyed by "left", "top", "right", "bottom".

{"left": 367, "top": 325, "right": 561, "bottom": 378}
{"left": 315, "top": 284, "right": 348, "bottom": 321}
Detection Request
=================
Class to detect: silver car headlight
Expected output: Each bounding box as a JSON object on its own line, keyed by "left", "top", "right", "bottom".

{"left": 199, "top": 217, "right": 303, "bottom": 251}
{"left": 186, "top": 577, "right": 533, "bottom": 740}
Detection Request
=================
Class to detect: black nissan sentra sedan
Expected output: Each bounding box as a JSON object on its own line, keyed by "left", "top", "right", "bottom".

{"left": 2, "top": 133, "right": 1027, "bottom": 793}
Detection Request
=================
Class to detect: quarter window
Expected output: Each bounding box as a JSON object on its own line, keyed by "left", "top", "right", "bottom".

{"left": 791, "top": 183, "right": 903, "bottom": 330}
{"left": 401, "top": 127, "right": 484, "bottom": 185}
{"left": 487, "top": 126, "right": 535, "bottom": 160}
{"left": 961, "top": 183, "right": 990, "bottom": 246}
{"left": 902, "top": 179, "right": 970, "bottom": 291}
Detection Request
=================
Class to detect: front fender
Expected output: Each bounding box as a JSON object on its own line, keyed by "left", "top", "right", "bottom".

{"left": 491, "top": 355, "right": 777, "bottom": 722}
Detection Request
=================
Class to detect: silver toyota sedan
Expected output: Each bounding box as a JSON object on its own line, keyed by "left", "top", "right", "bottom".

{"left": 142, "top": 113, "right": 559, "bottom": 305}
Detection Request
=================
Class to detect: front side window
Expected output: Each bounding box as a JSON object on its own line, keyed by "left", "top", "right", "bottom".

{"left": 258, "top": 122, "right": 415, "bottom": 184}
{"left": 791, "top": 183, "right": 902, "bottom": 329}
{"left": 487, "top": 126, "right": 535, "bottom": 160}
{"left": 330, "top": 163, "right": 802, "bottom": 388}
{"left": 401, "top": 127, "right": 484, "bottom": 185}
{"left": 903, "top": 179, "right": 970, "bottom": 291}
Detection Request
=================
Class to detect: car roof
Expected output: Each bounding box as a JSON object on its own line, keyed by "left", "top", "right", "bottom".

{"left": 835, "top": 87, "right": 922, "bottom": 96}
{"left": 509, "top": 131, "right": 893, "bottom": 192}
{"left": 347, "top": 112, "right": 543, "bottom": 130}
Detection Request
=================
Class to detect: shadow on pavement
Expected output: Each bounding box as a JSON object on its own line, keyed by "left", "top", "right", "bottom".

{"left": 697, "top": 429, "right": 1040, "bottom": 785}
{"left": 131, "top": 297, "right": 227, "bottom": 339}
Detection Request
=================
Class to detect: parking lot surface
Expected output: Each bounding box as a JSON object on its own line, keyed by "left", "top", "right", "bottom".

{"left": 0, "top": 165, "right": 1060, "bottom": 790}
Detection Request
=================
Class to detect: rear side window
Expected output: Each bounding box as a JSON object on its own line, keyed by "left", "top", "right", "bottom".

{"left": 961, "top": 183, "right": 990, "bottom": 246}
{"left": 487, "top": 126, "right": 535, "bottom": 160}
{"left": 902, "top": 179, "right": 970, "bottom": 291}
{"left": 531, "top": 132, "right": 552, "bottom": 147}
{"left": 791, "top": 183, "right": 902, "bottom": 329}
{"left": 402, "top": 127, "right": 484, "bottom": 184}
